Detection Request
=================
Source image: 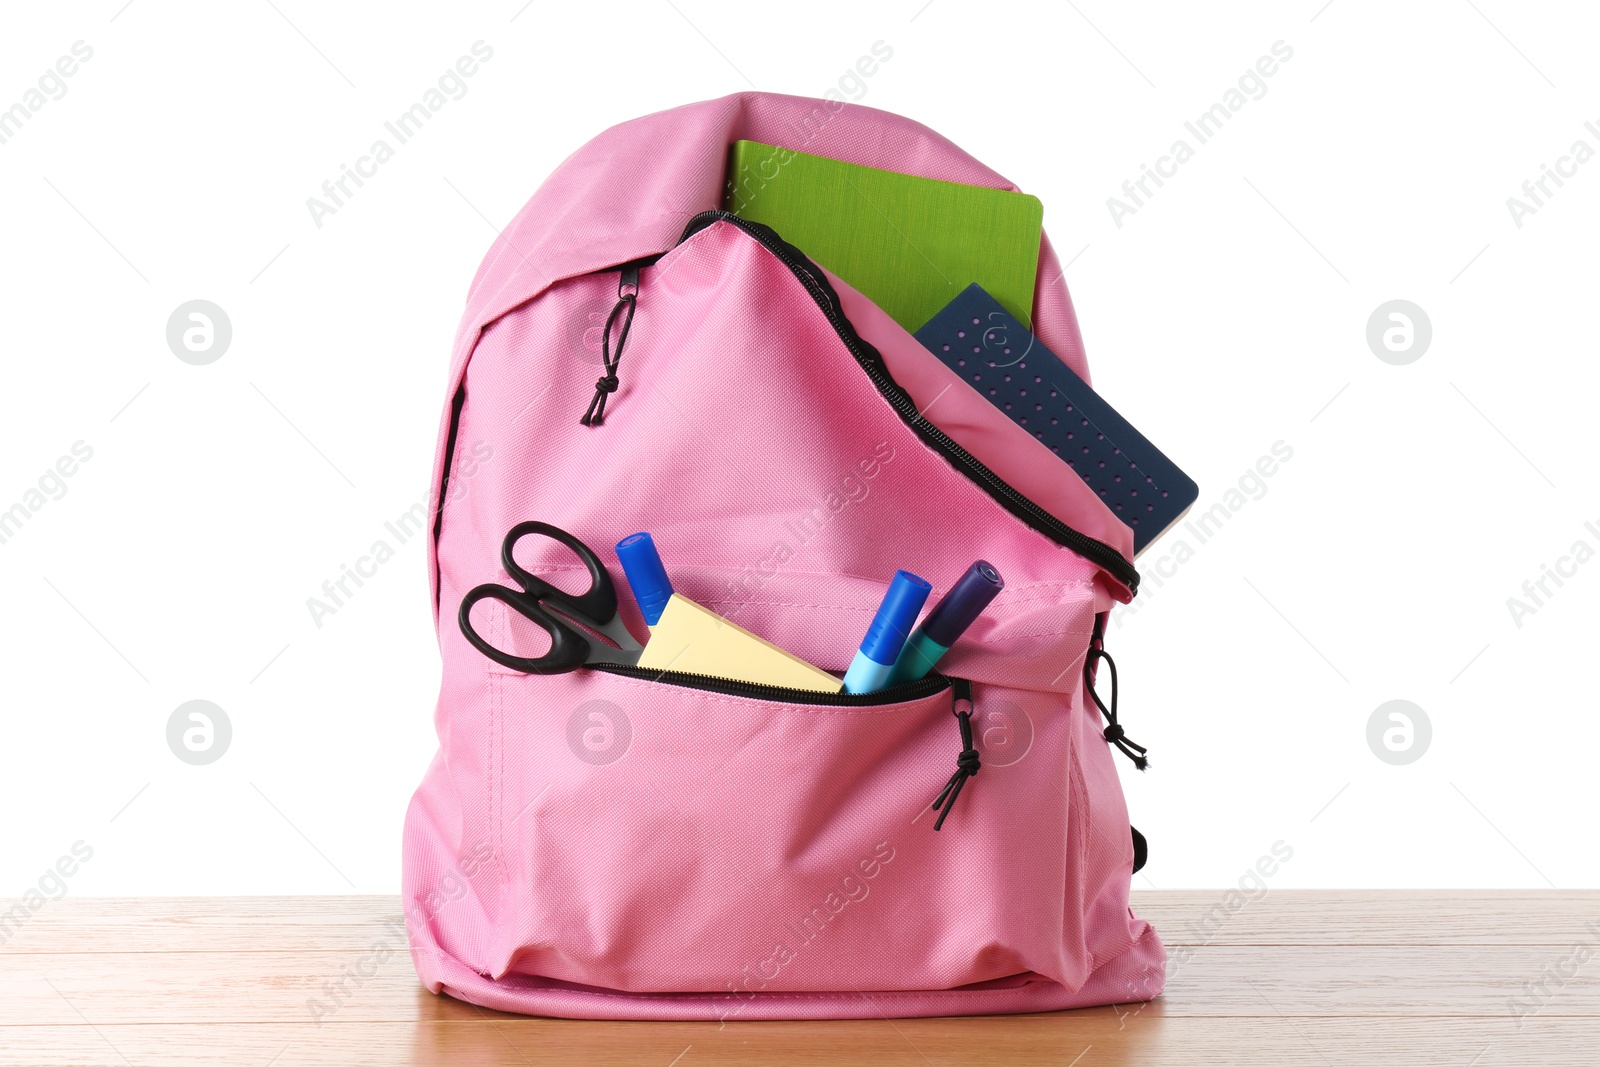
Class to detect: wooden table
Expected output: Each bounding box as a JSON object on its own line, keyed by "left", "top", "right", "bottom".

{"left": 2, "top": 892, "right": 1593, "bottom": 1064}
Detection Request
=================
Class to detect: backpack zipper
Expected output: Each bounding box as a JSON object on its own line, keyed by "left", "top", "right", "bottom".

{"left": 592, "top": 661, "right": 948, "bottom": 706}
{"left": 430, "top": 216, "right": 1140, "bottom": 613}
{"left": 596, "top": 663, "right": 981, "bottom": 830}
{"left": 675, "top": 210, "right": 1140, "bottom": 595}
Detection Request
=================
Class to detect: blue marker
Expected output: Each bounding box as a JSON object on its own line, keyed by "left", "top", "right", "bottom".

{"left": 615, "top": 532, "right": 673, "bottom": 626}
{"left": 887, "top": 561, "right": 1005, "bottom": 684}
{"left": 842, "top": 570, "right": 932, "bottom": 694}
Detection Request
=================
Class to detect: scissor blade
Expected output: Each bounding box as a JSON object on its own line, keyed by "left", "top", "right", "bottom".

{"left": 542, "top": 601, "right": 645, "bottom": 656}
{"left": 585, "top": 643, "right": 643, "bottom": 667}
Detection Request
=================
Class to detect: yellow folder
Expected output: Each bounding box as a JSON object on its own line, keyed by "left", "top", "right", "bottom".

{"left": 636, "top": 596, "right": 841, "bottom": 693}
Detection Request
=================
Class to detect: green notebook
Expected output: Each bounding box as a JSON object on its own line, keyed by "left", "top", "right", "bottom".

{"left": 724, "top": 140, "right": 1044, "bottom": 333}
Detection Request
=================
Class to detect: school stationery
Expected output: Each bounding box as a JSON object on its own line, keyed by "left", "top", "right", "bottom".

{"left": 915, "top": 283, "right": 1199, "bottom": 554}
{"left": 614, "top": 531, "right": 673, "bottom": 625}
{"left": 842, "top": 569, "right": 933, "bottom": 693}
{"left": 887, "top": 560, "right": 1005, "bottom": 685}
{"left": 725, "top": 139, "right": 1044, "bottom": 333}
{"left": 457, "top": 522, "right": 643, "bottom": 674}
{"left": 635, "top": 593, "right": 843, "bottom": 692}
{"left": 614, "top": 529, "right": 840, "bottom": 689}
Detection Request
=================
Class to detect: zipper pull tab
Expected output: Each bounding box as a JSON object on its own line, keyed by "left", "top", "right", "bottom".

{"left": 930, "top": 678, "right": 980, "bottom": 831}
{"left": 1085, "top": 617, "right": 1148, "bottom": 770}
{"left": 580, "top": 266, "right": 639, "bottom": 427}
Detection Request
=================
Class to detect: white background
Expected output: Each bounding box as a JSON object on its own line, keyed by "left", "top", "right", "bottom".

{"left": 1, "top": 0, "right": 1594, "bottom": 897}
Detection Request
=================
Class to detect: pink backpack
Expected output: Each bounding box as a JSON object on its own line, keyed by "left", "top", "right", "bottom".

{"left": 403, "top": 91, "right": 1165, "bottom": 1020}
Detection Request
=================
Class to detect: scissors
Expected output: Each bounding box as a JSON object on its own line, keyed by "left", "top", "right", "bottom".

{"left": 458, "top": 521, "right": 644, "bottom": 674}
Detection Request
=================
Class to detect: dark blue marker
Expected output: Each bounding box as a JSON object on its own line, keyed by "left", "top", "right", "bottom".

{"left": 887, "top": 561, "right": 1004, "bottom": 684}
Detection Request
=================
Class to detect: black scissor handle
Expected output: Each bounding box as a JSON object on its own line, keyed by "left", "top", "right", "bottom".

{"left": 457, "top": 581, "right": 594, "bottom": 675}
{"left": 499, "top": 521, "right": 619, "bottom": 628}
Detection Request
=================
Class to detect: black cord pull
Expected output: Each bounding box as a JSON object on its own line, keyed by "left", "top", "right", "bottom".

{"left": 1085, "top": 616, "right": 1148, "bottom": 770}
{"left": 580, "top": 267, "right": 638, "bottom": 426}
{"left": 931, "top": 677, "right": 980, "bottom": 830}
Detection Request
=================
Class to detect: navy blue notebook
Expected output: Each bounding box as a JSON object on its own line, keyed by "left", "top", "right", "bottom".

{"left": 913, "top": 284, "right": 1197, "bottom": 554}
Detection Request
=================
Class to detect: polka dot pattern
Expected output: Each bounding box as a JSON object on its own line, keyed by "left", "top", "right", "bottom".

{"left": 914, "top": 288, "right": 1198, "bottom": 554}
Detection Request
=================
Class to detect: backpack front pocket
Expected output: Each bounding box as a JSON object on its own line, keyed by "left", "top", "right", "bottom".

{"left": 485, "top": 665, "right": 1091, "bottom": 1000}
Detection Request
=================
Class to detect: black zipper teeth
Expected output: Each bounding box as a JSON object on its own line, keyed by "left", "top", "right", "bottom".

{"left": 431, "top": 381, "right": 468, "bottom": 614}
{"left": 594, "top": 662, "right": 949, "bottom": 705}
{"left": 677, "top": 210, "right": 1139, "bottom": 594}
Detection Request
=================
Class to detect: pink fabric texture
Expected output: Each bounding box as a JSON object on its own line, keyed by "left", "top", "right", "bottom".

{"left": 403, "top": 93, "right": 1163, "bottom": 1020}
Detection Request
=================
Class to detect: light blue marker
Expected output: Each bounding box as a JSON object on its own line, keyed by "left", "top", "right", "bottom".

{"left": 842, "top": 570, "right": 932, "bottom": 694}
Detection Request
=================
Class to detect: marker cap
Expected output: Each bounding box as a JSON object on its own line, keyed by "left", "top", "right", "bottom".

{"left": 857, "top": 570, "right": 932, "bottom": 666}
{"left": 615, "top": 532, "right": 673, "bottom": 626}
{"left": 920, "top": 560, "right": 1004, "bottom": 648}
